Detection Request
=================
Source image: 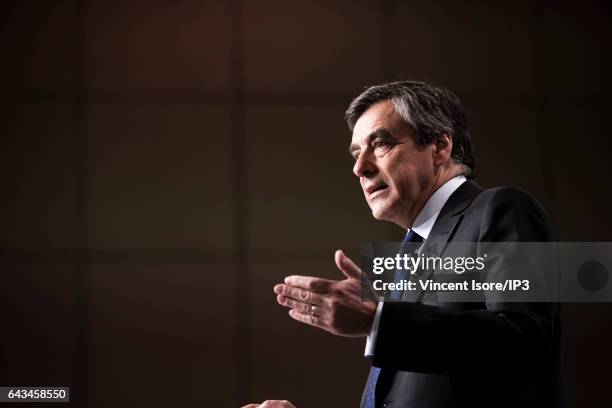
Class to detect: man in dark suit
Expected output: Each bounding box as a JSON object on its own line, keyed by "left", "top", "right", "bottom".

{"left": 246, "top": 81, "right": 563, "bottom": 407}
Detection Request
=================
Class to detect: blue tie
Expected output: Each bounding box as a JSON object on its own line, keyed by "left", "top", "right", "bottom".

{"left": 389, "top": 230, "right": 424, "bottom": 301}
{"left": 363, "top": 230, "right": 424, "bottom": 408}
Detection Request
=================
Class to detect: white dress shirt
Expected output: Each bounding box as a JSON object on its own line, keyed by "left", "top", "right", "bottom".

{"left": 364, "top": 175, "right": 467, "bottom": 357}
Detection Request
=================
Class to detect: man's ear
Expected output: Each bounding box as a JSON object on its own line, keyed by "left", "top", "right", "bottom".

{"left": 433, "top": 133, "right": 453, "bottom": 162}
{"left": 433, "top": 133, "right": 453, "bottom": 166}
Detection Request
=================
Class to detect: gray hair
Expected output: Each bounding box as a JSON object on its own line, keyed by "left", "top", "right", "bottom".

{"left": 345, "top": 80, "right": 476, "bottom": 179}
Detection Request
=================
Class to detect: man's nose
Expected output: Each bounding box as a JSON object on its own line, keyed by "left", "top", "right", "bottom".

{"left": 353, "top": 151, "right": 377, "bottom": 178}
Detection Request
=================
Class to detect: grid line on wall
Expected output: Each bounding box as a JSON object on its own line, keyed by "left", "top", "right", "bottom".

{"left": 228, "top": 0, "right": 251, "bottom": 405}
{"left": 2, "top": 90, "right": 610, "bottom": 108}
{"left": 75, "top": 0, "right": 90, "bottom": 407}
{"left": 532, "top": 0, "right": 556, "bottom": 228}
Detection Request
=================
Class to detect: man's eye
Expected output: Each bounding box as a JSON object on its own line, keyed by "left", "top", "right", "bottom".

{"left": 373, "top": 140, "right": 388, "bottom": 148}
{"left": 352, "top": 152, "right": 360, "bottom": 161}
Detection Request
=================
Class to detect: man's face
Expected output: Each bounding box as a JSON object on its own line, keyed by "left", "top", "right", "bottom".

{"left": 349, "top": 101, "right": 437, "bottom": 228}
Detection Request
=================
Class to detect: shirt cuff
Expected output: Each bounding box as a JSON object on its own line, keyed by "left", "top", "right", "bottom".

{"left": 364, "top": 301, "right": 384, "bottom": 358}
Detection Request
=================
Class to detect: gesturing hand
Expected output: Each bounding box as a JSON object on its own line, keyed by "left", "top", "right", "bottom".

{"left": 274, "top": 249, "right": 377, "bottom": 337}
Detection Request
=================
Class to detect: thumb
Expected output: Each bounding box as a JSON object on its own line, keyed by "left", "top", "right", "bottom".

{"left": 335, "top": 249, "right": 361, "bottom": 280}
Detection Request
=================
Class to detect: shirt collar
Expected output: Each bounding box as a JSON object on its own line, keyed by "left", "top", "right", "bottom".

{"left": 410, "top": 175, "right": 467, "bottom": 240}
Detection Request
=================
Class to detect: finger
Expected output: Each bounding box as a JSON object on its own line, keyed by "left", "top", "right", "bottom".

{"left": 275, "top": 284, "right": 325, "bottom": 304}
{"left": 277, "top": 294, "right": 324, "bottom": 316}
{"left": 335, "top": 249, "right": 362, "bottom": 280}
{"left": 288, "top": 308, "right": 325, "bottom": 329}
{"left": 284, "top": 275, "right": 333, "bottom": 292}
{"left": 259, "top": 401, "right": 278, "bottom": 408}
{"left": 241, "top": 404, "right": 259, "bottom": 408}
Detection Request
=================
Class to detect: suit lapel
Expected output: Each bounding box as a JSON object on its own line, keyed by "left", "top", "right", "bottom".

{"left": 402, "top": 180, "right": 483, "bottom": 303}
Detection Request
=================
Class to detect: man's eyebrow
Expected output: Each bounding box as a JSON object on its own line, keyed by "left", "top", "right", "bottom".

{"left": 348, "top": 128, "right": 393, "bottom": 154}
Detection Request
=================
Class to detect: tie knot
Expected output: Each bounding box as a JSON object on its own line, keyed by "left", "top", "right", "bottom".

{"left": 404, "top": 230, "right": 424, "bottom": 244}
{"left": 398, "top": 230, "right": 424, "bottom": 257}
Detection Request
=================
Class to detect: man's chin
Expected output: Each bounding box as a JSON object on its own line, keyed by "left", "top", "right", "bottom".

{"left": 370, "top": 206, "right": 389, "bottom": 222}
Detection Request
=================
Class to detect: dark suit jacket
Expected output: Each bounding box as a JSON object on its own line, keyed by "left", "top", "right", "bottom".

{"left": 361, "top": 180, "right": 565, "bottom": 408}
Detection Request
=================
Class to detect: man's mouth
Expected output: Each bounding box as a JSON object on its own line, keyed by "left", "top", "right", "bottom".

{"left": 366, "top": 183, "right": 388, "bottom": 197}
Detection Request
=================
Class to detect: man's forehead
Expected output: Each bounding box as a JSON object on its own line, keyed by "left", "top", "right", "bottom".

{"left": 350, "top": 101, "right": 401, "bottom": 145}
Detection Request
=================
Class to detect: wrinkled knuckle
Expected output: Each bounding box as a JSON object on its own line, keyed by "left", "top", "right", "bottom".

{"left": 300, "top": 289, "right": 310, "bottom": 300}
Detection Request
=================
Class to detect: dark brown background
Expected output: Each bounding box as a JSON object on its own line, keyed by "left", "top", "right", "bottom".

{"left": 1, "top": 0, "right": 611, "bottom": 407}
